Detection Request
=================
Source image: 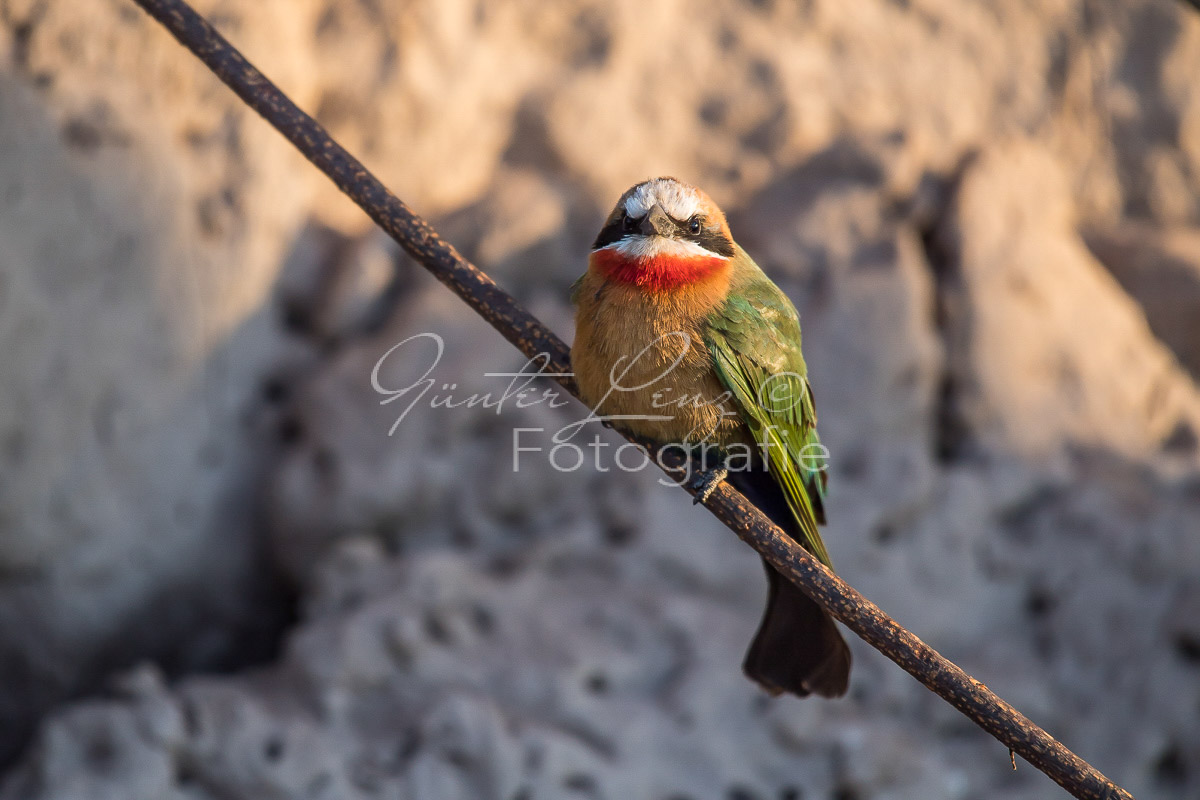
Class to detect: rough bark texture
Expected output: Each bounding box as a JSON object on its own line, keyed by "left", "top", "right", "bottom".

{"left": 2, "top": 0, "right": 1199, "bottom": 798}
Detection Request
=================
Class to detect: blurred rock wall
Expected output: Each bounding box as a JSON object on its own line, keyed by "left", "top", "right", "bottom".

{"left": 1, "top": 0, "right": 1199, "bottom": 798}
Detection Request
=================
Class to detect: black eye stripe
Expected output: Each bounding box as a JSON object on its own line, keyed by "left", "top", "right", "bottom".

{"left": 667, "top": 214, "right": 735, "bottom": 257}
{"left": 694, "top": 229, "right": 735, "bottom": 257}
{"left": 590, "top": 210, "right": 735, "bottom": 258}
{"left": 591, "top": 217, "right": 627, "bottom": 250}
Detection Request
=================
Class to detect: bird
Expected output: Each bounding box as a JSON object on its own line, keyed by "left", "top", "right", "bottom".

{"left": 570, "top": 176, "right": 850, "bottom": 698}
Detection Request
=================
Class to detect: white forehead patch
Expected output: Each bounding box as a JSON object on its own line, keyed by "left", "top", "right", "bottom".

{"left": 623, "top": 178, "right": 702, "bottom": 221}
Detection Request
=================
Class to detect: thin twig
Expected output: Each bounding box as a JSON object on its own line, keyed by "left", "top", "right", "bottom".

{"left": 126, "top": 2, "right": 1133, "bottom": 798}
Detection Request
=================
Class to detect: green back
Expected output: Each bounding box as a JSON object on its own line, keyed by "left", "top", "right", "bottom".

{"left": 705, "top": 247, "right": 832, "bottom": 566}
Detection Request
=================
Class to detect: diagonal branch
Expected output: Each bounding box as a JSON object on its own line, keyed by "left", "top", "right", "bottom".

{"left": 126, "top": 2, "right": 1133, "bottom": 798}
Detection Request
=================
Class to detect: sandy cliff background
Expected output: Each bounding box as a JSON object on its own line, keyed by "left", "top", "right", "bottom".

{"left": 1, "top": 0, "right": 1199, "bottom": 798}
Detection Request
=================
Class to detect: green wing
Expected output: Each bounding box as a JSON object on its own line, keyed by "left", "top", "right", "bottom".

{"left": 568, "top": 273, "right": 586, "bottom": 305}
{"left": 705, "top": 253, "right": 832, "bottom": 567}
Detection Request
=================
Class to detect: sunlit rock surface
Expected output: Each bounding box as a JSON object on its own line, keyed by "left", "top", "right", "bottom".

{"left": 2, "top": 0, "right": 1199, "bottom": 797}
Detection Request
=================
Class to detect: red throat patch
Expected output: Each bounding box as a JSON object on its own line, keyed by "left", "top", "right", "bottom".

{"left": 591, "top": 249, "right": 729, "bottom": 291}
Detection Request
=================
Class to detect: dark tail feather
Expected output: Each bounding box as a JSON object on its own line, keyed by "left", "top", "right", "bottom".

{"left": 729, "top": 471, "right": 851, "bottom": 698}
{"left": 743, "top": 559, "right": 851, "bottom": 697}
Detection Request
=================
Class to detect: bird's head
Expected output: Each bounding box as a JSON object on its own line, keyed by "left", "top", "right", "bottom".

{"left": 589, "top": 177, "right": 735, "bottom": 291}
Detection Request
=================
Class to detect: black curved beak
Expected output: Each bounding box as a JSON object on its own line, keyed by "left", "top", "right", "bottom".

{"left": 638, "top": 204, "right": 672, "bottom": 237}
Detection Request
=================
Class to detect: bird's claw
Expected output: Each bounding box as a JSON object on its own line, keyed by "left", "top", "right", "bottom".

{"left": 690, "top": 465, "right": 729, "bottom": 505}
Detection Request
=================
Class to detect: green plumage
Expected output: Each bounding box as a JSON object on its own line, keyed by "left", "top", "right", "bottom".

{"left": 573, "top": 177, "right": 849, "bottom": 697}
{"left": 705, "top": 246, "right": 832, "bottom": 567}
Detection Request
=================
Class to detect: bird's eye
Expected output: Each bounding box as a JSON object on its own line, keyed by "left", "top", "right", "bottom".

{"left": 622, "top": 214, "right": 639, "bottom": 233}
{"left": 688, "top": 216, "right": 703, "bottom": 235}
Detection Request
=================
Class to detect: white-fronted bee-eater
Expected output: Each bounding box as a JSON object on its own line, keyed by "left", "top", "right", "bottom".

{"left": 571, "top": 176, "right": 850, "bottom": 698}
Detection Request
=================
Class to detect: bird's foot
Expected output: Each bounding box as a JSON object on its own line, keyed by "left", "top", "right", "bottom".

{"left": 689, "top": 465, "right": 729, "bottom": 505}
